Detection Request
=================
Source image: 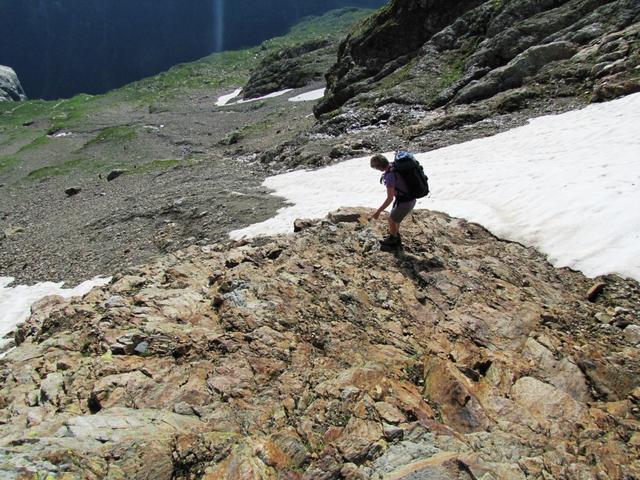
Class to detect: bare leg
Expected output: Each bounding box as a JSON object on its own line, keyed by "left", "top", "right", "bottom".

{"left": 388, "top": 217, "right": 400, "bottom": 236}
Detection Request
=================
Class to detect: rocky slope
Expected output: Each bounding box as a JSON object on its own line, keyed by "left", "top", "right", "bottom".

{"left": 0, "top": 66, "right": 27, "bottom": 102}
{"left": 316, "top": 0, "right": 640, "bottom": 116}
{"left": 1, "top": 208, "right": 639, "bottom": 478}
{"left": 260, "top": 0, "right": 640, "bottom": 170}
{"left": 0, "top": 9, "right": 374, "bottom": 285}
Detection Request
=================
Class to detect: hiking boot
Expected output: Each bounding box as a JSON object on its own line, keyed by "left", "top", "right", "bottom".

{"left": 379, "top": 234, "right": 400, "bottom": 246}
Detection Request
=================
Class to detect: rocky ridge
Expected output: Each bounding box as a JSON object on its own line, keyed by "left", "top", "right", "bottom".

{"left": 1, "top": 208, "right": 639, "bottom": 479}
{"left": 241, "top": 40, "right": 334, "bottom": 100}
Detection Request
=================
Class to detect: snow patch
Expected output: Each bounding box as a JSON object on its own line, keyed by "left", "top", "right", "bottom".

{"left": 216, "top": 88, "right": 293, "bottom": 107}
{"left": 0, "top": 276, "right": 112, "bottom": 354}
{"left": 215, "top": 88, "right": 242, "bottom": 106}
{"left": 230, "top": 93, "right": 640, "bottom": 281}
{"left": 289, "top": 88, "right": 326, "bottom": 102}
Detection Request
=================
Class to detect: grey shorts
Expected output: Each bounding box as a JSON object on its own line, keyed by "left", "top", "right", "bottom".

{"left": 390, "top": 205, "right": 414, "bottom": 223}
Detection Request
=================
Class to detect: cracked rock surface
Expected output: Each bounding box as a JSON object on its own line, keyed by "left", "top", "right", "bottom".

{"left": 1, "top": 208, "right": 638, "bottom": 479}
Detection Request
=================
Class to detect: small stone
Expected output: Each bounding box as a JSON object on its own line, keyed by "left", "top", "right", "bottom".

{"left": 341, "top": 386, "right": 361, "bottom": 400}
{"left": 134, "top": 341, "right": 149, "bottom": 355}
{"left": 40, "top": 372, "right": 65, "bottom": 406}
{"left": 65, "top": 187, "right": 82, "bottom": 197}
{"left": 594, "top": 312, "right": 612, "bottom": 324}
{"left": 374, "top": 402, "right": 406, "bottom": 424}
{"left": 612, "top": 318, "right": 632, "bottom": 329}
{"left": 110, "top": 342, "right": 128, "bottom": 355}
{"left": 27, "top": 408, "right": 44, "bottom": 427}
{"left": 382, "top": 423, "right": 404, "bottom": 441}
{"left": 26, "top": 390, "right": 40, "bottom": 407}
{"left": 341, "top": 462, "right": 366, "bottom": 480}
{"left": 623, "top": 325, "right": 640, "bottom": 343}
{"left": 111, "top": 333, "right": 143, "bottom": 355}
{"left": 586, "top": 282, "right": 606, "bottom": 302}
{"left": 106, "top": 169, "right": 127, "bottom": 181}
{"left": 104, "top": 296, "right": 126, "bottom": 309}
{"left": 294, "top": 218, "right": 317, "bottom": 232}
{"left": 328, "top": 208, "right": 364, "bottom": 224}
{"left": 4, "top": 226, "right": 25, "bottom": 237}
{"left": 174, "top": 402, "right": 196, "bottom": 416}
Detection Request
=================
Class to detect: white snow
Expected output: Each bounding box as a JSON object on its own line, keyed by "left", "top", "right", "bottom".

{"left": 236, "top": 89, "right": 293, "bottom": 104}
{"left": 215, "top": 88, "right": 242, "bottom": 106}
{"left": 0, "top": 276, "right": 111, "bottom": 354}
{"left": 48, "top": 131, "right": 72, "bottom": 138}
{"left": 216, "top": 88, "right": 293, "bottom": 106}
{"left": 230, "top": 92, "right": 640, "bottom": 281}
{"left": 289, "top": 88, "right": 326, "bottom": 102}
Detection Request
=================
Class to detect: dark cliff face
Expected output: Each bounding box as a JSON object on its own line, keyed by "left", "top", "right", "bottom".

{"left": 314, "top": 0, "right": 640, "bottom": 116}
{"left": 0, "top": 0, "right": 386, "bottom": 100}
{"left": 314, "top": 0, "right": 486, "bottom": 115}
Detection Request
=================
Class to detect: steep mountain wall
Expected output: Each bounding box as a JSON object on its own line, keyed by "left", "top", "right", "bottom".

{"left": 0, "top": 0, "right": 385, "bottom": 100}
{"left": 315, "top": 0, "right": 486, "bottom": 115}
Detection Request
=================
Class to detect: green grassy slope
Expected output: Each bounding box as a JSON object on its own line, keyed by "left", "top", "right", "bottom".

{"left": 0, "top": 8, "right": 375, "bottom": 183}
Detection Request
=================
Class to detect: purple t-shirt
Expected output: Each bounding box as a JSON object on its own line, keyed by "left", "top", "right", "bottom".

{"left": 383, "top": 168, "right": 417, "bottom": 209}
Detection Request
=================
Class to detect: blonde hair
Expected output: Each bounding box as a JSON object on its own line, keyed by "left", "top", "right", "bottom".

{"left": 370, "top": 154, "right": 389, "bottom": 169}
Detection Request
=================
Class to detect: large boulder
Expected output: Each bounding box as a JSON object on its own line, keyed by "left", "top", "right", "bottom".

{"left": 0, "top": 65, "right": 27, "bottom": 101}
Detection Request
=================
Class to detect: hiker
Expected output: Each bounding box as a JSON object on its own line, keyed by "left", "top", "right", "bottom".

{"left": 369, "top": 153, "right": 417, "bottom": 247}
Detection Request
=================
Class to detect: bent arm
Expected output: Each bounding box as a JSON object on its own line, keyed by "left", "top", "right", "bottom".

{"left": 371, "top": 186, "right": 395, "bottom": 219}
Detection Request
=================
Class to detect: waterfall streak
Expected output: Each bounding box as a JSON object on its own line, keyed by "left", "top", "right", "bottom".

{"left": 214, "top": 0, "right": 225, "bottom": 52}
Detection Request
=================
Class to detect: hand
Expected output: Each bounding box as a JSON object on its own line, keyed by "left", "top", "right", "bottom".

{"left": 370, "top": 211, "right": 380, "bottom": 220}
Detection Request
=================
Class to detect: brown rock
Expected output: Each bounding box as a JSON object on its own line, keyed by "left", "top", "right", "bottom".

{"left": 586, "top": 281, "right": 606, "bottom": 302}
{"left": 0, "top": 209, "right": 638, "bottom": 479}
{"left": 334, "top": 417, "right": 383, "bottom": 462}
{"left": 293, "top": 218, "right": 319, "bottom": 232}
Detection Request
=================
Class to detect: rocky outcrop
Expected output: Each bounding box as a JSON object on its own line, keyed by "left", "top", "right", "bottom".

{"left": 241, "top": 8, "right": 383, "bottom": 100}
{"left": 242, "top": 40, "right": 333, "bottom": 99}
{"left": 0, "top": 65, "right": 27, "bottom": 102}
{"left": 314, "top": 0, "right": 485, "bottom": 116}
{"left": 1, "top": 208, "right": 638, "bottom": 478}
{"left": 314, "top": 0, "right": 640, "bottom": 118}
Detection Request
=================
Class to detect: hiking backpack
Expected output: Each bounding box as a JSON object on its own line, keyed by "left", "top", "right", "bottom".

{"left": 392, "top": 150, "right": 430, "bottom": 200}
